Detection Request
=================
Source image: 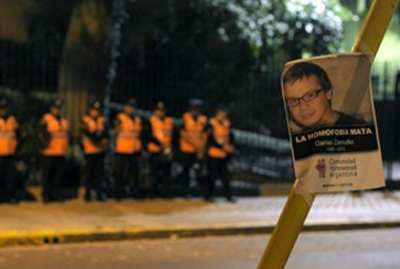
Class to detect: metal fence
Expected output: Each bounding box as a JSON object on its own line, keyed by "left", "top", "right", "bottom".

{"left": 1, "top": 37, "right": 400, "bottom": 188}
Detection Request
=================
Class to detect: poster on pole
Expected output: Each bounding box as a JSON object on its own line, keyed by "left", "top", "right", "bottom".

{"left": 282, "top": 53, "right": 385, "bottom": 194}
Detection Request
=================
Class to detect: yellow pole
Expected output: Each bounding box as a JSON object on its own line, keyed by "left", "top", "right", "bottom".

{"left": 257, "top": 1, "right": 400, "bottom": 268}
{"left": 352, "top": 0, "right": 400, "bottom": 56}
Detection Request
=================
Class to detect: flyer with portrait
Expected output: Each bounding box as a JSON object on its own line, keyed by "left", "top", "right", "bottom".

{"left": 282, "top": 53, "right": 385, "bottom": 194}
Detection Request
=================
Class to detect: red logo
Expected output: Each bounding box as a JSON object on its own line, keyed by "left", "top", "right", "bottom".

{"left": 315, "top": 159, "right": 326, "bottom": 178}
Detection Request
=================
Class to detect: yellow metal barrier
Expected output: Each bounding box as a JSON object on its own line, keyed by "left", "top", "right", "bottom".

{"left": 257, "top": 0, "right": 400, "bottom": 268}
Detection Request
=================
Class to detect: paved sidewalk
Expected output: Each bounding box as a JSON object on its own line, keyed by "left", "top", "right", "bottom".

{"left": 1, "top": 190, "right": 400, "bottom": 246}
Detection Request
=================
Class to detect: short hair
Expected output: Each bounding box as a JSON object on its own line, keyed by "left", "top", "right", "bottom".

{"left": 283, "top": 62, "right": 332, "bottom": 91}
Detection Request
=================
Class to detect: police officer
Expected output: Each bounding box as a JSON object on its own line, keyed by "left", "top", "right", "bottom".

{"left": 80, "top": 100, "right": 108, "bottom": 202}
{"left": 207, "top": 107, "right": 235, "bottom": 202}
{"left": 39, "top": 98, "right": 69, "bottom": 203}
{"left": 179, "top": 99, "right": 208, "bottom": 197}
{"left": 147, "top": 101, "right": 174, "bottom": 198}
{"left": 0, "top": 98, "right": 19, "bottom": 203}
{"left": 113, "top": 99, "right": 143, "bottom": 200}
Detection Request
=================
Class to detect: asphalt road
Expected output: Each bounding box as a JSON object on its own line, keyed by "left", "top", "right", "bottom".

{"left": 0, "top": 229, "right": 399, "bottom": 269}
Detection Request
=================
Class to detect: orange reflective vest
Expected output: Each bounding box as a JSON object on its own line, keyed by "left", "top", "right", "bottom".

{"left": 180, "top": 112, "right": 207, "bottom": 153}
{"left": 148, "top": 115, "right": 174, "bottom": 153}
{"left": 41, "top": 113, "right": 69, "bottom": 156}
{"left": 208, "top": 117, "right": 231, "bottom": 158}
{"left": 81, "top": 115, "right": 106, "bottom": 155}
{"left": 115, "top": 113, "right": 142, "bottom": 154}
{"left": 0, "top": 116, "right": 17, "bottom": 156}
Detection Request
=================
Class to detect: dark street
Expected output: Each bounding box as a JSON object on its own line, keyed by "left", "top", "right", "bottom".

{"left": 0, "top": 228, "right": 399, "bottom": 269}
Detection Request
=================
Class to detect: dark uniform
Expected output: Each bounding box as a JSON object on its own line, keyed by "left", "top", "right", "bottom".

{"left": 147, "top": 101, "right": 174, "bottom": 198}
{"left": 39, "top": 98, "right": 69, "bottom": 203}
{"left": 113, "top": 99, "right": 143, "bottom": 200}
{"left": 179, "top": 99, "right": 208, "bottom": 197}
{"left": 0, "top": 98, "right": 18, "bottom": 203}
{"left": 80, "top": 101, "right": 108, "bottom": 201}
{"left": 206, "top": 108, "right": 235, "bottom": 202}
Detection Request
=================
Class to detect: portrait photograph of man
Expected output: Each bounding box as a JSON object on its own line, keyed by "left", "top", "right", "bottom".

{"left": 281, "top": 53, "right": 385, "bottom": 194}
{"left": 282, "top": 54, "right": 374, "bottom": 133}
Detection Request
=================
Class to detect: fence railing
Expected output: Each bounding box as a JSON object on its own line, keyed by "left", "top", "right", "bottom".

{"left": 2, "top": 37, "right": 400, "bottom": 186}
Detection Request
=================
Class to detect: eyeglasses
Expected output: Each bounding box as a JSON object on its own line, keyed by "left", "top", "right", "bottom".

{"left": 285, "top": 88, "right": 326, "bottom": 107}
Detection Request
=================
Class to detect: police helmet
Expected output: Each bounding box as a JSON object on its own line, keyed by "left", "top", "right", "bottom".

{"left": 214, "top": 105, "right": 229, "bottom": 114}
{"left": 188, "top": 98, "right": 203, "bottom": 109}
{"left": 125, "top": 98, "right": 137, "bottom": 108}
{"left": 50, "top": 98, "right": 64, "bottom": 109}
{"left": 90, "top": 100, "right": 102, "bottom": 110}
{"left": 155, "top": 101, "right": 166, "bottom": 111}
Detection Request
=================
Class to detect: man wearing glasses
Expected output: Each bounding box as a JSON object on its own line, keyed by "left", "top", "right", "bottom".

{"left": 283, "top": 62, "right": 364, "bottom": 132}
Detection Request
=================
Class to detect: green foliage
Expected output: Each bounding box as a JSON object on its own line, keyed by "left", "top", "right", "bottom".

{"left": 143, "top": 0, "right": 351, "bottom": 90}
{"left": 202, "top": 0, "right": 350, "bottom": 60}
{"left": 137, "top": 0, "right": 353, "bottom": 132}
{"left": 141, "top": 0, "right": 254, "bottom": 110}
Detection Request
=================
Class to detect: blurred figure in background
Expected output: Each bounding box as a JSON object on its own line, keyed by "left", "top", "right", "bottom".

{"left": 0, "top": 98, "right": 19, "bottom": 203}
{"left": 39, "top": 98, "right": 69, "bottom": 203}
{"left": 207, "top": 107, "right": 235, "bottom": 202}
{"left": 147, "top": 101, "right": 174, "bottom": 198}
{"left": 113, "top": 99, "right": 143, "bottom": 200}
{"left": 80, "top": 100, "right": 108, "bottom": 202}
{"left": 179, "top": 99, "right": 208, "bottom": 198}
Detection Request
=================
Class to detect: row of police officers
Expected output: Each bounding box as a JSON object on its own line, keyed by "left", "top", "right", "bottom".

{"left": 0, "top": 97, "right": 235, "bottom": 203}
